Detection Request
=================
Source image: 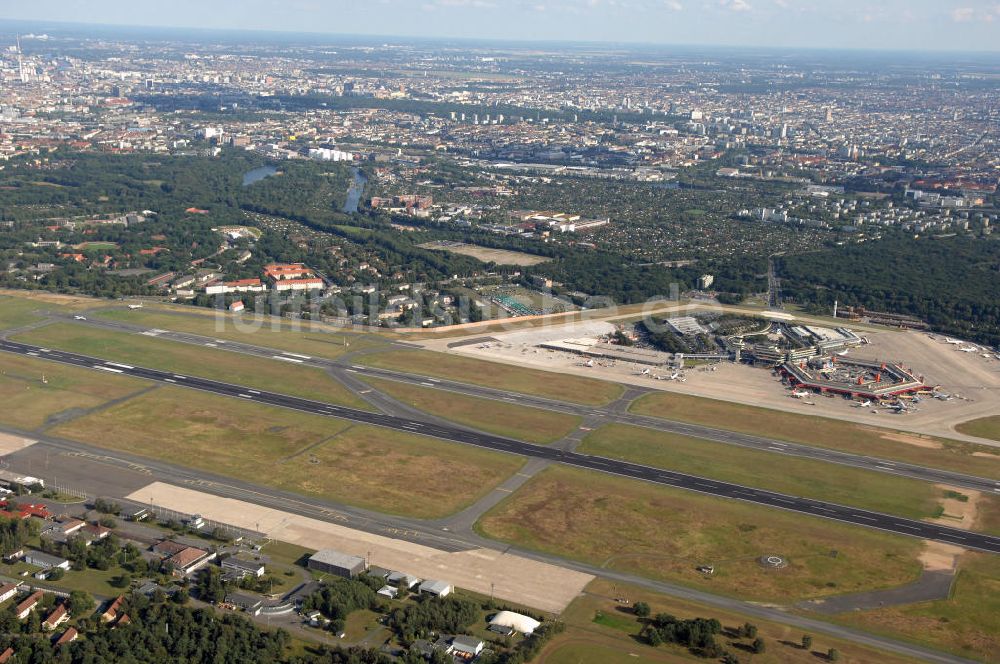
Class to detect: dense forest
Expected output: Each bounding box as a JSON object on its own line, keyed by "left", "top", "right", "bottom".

{"left": 778, "top": 235, "right": 1000, "bottom": 345}
{"left": 0, "top": 592, "right": 395, "bottom": 664}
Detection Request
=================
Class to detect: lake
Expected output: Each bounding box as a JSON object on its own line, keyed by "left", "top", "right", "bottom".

{"left": 242, "top": 165, "right": 278, "bottom": 187}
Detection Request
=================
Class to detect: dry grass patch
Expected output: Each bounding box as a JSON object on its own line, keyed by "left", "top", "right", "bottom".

{"left": 0, "top": 353, "right": 149, "bottom": 429}
{"left": 97, "top": 306, "right": 386, "bottom": 360}
{"left": 363, "top": 376, "right": 582, "bottom": 444}
{"left": 836, "top": 553, "right": 1000, "bottom": 663}
{"left": 579, "top": 424, "right": 945, "bottom": 522}
{"left": 630, "top": 392, "right": 1000, "bottom": 479}
{"left": 52, "top": 387, "right": 524, "bottom": 519}
{"left": 477, "top": 466, "right": 923, "bottom": 604}
{"left": 542, "top": 578, "right": 921, "bottom": 664}
{"left": 358, "top": 349, "right": 623, "bottom": 406}
{"left": 21, "top": 323, "right": 370, "bottom": 409}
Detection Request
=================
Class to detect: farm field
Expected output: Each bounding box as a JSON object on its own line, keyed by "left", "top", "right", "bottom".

{"left": 578, "top": 424, "right": 946, "bottom": 522}
{"left": 0, "top": 353, "right": 149, "bottom": 430}
{"left": 362, "top": 376, "right": 582, "bottom": 444}
{"left": 51, "top": 387, "right": 525, "bottom": 519}
{"left": 476, "top": 466, "right": 924, "bottom": 604}
{"left": 630, "top": 392, "right": 1000, "bottom": 479}
{"left": 19, "top": 323, "right": 371, "bottom": 409}
{"left": 357, "top": 349, "right": 623, "bottom": 405}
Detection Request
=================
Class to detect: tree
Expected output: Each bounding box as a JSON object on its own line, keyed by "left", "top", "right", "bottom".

{"left": 633, "top": 601, "right": 651, "bottom": 618}
{"left": 47, "top": 567, "right": 65, "bottom": 581}
{"left": 802, "top": 634, "right": 813, "bottom": 650}
{"left": 751, "top": 637, "right": 765, "bottom": 654}
{"left": 741, "top": 622, "right": 757, "bottom": 638}
{"left": 828, "top": 648, "right": 840, "bottom": 662}
{"left": 69, "top": 591, "right": 95, "bottom": 616}
{"left": 111, "top": 573, "right": 132, "bottom": 588}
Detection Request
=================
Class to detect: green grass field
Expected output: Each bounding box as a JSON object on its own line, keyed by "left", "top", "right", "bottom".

{"left": 0, "top": 353, "right": 149, "bottom": 430}
{"left": 357, "top": 349, "right": 624, "bottom": 406}
{"left": 363, "top": 376, "right": 582, "bottom": 444}
{"left": 20, "top": 323, "right": 371, "bottom": 410}
{"left": 538, "top": 578, "right": 922, "bottom": 664}
{"left": 578, "top": 424, "right": 945, "bottom": 522}
{"left": 97, "top": 306, "right": 386, "bottom": 360}
{"left": 476, "top": 466, "right": 924, "bottom": 604}
{"left": 52, "top": 387, "right": 524, "bottom": 519}
{"left": 836, "top": 553, "right": 1000, "bottom": 662}
{"left": 630, "top": 392, "right": 1000, "bottom": 479}
{"left": 955, "top": 416, "right": 1000, "bottom": 443}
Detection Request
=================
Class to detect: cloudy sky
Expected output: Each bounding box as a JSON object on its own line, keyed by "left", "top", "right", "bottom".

{"left": 3, "top": 0, "right": 1000, "bottom": 51}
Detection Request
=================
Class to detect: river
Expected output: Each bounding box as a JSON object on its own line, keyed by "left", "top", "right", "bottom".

{"left": 342, "top": 167, "right": 367, "bottom": 213}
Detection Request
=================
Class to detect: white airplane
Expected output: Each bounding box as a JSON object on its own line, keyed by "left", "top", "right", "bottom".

{"left": 583, "top": 359, "right": 594, "bottom": 368}
{"left": 791, "top": 390, "right": 811, "bottom": 398}
{"left": 73, "top": 315, "right": 87, "bottom": 320}
{"left": 854, "top": 400, "right": 872, "bottom": 408}
{"left": 944, "top": 338, "right": 964, "bottom": 345}
{"left": 128, "top": 303, "right": 143, "bottom": 310}
{"left": 669, "top": 372, "right": 681, "bottom": 380}
{"left": 639, "top": 368, "right": 651, "bottom": 376}
{"left": 958, "top": 346, "right": 977, "bottom": 353}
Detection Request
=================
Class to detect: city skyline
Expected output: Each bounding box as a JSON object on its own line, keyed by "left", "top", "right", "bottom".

{"left": 2, "top": 0, "right": 1000, "bottom": 52}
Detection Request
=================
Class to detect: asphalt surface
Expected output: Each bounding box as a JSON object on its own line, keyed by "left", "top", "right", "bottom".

{"left": 52, "top": 312, "right": 1000, "bottom": 496}
{"left": 4, "top": 336, "right": 1000, "bottom": 555}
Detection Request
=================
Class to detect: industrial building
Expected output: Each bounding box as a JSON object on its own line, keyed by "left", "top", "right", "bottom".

{"left": 418, "top": 579, "right": 452, "bottom": 598}
{"left": 307, "top": 549, "right": 367, "bottom": 579}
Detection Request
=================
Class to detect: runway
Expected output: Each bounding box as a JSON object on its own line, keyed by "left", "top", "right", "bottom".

{"left": 3, "top": 336, "right": 1000, "bottom": 555}
{"left": 51, "top": 313, "right": 1000, "bottom": 495}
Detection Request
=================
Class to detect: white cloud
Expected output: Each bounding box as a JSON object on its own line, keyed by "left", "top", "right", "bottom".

{"left": 950, "top": 7, "right": 975, "bottom": 21}
{"left": 720, "top": 0, "right": 751, "bottom": 11}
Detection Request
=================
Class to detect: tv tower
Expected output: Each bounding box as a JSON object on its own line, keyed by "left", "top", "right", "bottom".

{"left": 16, "top": 35, "right": 28, "bottom": 84}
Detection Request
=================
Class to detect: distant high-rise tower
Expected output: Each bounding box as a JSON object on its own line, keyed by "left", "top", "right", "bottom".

{"left": 825, "top": 107, "right": 833, "bottom": 122}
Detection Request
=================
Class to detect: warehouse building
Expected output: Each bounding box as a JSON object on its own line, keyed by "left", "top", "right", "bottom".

{"left": 307, "top": 550, "right": 366, "bottom": 579}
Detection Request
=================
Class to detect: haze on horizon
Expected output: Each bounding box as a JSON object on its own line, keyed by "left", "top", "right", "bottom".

{"left": 2, "top": 0, "right": 1000, "bottom": 52}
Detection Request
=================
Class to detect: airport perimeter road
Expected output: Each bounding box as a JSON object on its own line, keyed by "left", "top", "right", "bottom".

{"left": 41, "top": 312, "right": 1000, "bottom": 495}
{"left": 4, "top": 337, "right": 1000, "bottom": 555}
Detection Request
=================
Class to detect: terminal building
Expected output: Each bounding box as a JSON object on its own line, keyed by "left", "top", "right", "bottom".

{"left": 780, "top": 357, "right": 926, "bottom": 400}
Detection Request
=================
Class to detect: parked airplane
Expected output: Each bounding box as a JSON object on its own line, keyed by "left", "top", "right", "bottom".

{"left": 73, "top": 315, "right": 87, "bottom": 320}
{"left": 128, "top": 303, "right": 144, "bottom": 310}
{"left": 791, "top": 390, "right": 811, "bottom": 398}
{"left": 945, "top": 338, "right": 964, "bottom": 345}
{"left": 638, "top": 368, "right": 651, "bottom": 376}
{"left": 854, "top": 400, "right": 872, "bottom": 408}
{"left": 958, "top": 346, "right": 977, "bottom": 353}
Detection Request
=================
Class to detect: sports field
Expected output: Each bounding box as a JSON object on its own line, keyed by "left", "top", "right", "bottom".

{"left": 0, "top": 353, "right": 149, "bottom": 430}
{"left": 630, "top": 392, "right": 1000, "bottom": 479}
{"left": 476, "top": 466, "right": 924, "bottom": 604}
{"left": 363, "top": 376, "right": 582, "bottom": 444}
{"left": 836, "top": 552, "right": 1000, "bottom": 662}
{"left": 20, "top": 323, "right": 370, "bottom": 409}
{"left": 578, "top": 424, "right": 945, "bottom": 522}
{"left": 52, "top": 387, "right": 525, "bottom": 518}
{"left": 357, "top": 349, "right": 623, "bottom": 405}
{"left": 418, "top": 241, "right": 550, "bottom": 266}
{"left": 97, "top": 306, "right": 386, "bottom": 360}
